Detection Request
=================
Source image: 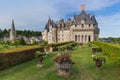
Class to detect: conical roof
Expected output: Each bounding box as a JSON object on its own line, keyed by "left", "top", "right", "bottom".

{"left": 91, "top": 15, "right": 98, "bottom": 24}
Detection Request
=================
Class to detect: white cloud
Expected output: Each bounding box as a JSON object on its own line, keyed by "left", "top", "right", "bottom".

{"left": 0, "top": 0, "right": 120, "bottom": 36}
{"left": 97, "top": 13, "right": 120, "bottom": 37}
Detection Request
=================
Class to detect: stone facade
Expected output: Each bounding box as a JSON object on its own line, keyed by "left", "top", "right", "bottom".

{"left": 42, "top": 5, "right": 100, "bottom": 43}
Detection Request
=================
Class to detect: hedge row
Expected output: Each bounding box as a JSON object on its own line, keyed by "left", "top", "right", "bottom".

{"left": 46, "top": 41, "right": 75, "bottom": 51}
{"left": 49, "top": 41, "right": 74, "bottom": 47}
{"left": 0, "top": 45, "right": 44, "bottom": 70}
{"left": 93, "top": 41, "right": 120, "bottom": 66}
{"left": 58, "top": 42, "right": 76, "bottom": 51}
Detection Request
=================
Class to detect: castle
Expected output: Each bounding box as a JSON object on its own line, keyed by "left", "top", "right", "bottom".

{"left": 42, "top": 5, "right": 100, "bottom": 43}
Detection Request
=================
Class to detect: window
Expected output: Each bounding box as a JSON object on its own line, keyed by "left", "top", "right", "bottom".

{"left": 89, "top": 24, "right": 91, "bottom": 27}
{"left": 82, "top": 35, "right": 84, "bottom": 41}
{"left": 85, "top": 35, "right": 87, "bottom": 41}
{"left": 75, "top": 35, "right": 77, "bottom": 41}
{"left": 62, "top": 38, "right": 64, "bottom": 41}
{"left": 82, "top": 24, "right": 84, "bottom": 27}
{"left": 58, "top": 38, "right": 60, "bottom": 41}
{"left": 75, "top": 24, "right": 77, "bottom": 27}
{"left": 88, "top": 35, "right": 91, "bottom": 42}
{"left": 62, "top": 34, "right": 64, "bottom": 37}
{"left": 78, "top": 35, "right": 80, "bottom": 41}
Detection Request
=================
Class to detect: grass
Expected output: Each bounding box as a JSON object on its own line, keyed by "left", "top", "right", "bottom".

{"left": 0, "top": 45, "right": 120, "bottom": 80}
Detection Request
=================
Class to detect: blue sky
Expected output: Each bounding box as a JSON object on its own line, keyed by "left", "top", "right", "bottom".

{"left": 0, "top": 0, "right": 120, "bottom": 38}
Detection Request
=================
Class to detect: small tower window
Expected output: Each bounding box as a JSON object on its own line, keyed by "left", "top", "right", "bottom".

{"left": 89, "top": 24, "right": 91, "bottom": 27}
{"left": 82, "top": 24, "right": 84, "bottom": 27}
{"left": 75, "top": 24, "right": 77, "bottom": 27}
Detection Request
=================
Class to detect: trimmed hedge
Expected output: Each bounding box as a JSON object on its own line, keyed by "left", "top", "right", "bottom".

{"left": 93, "top": 41, "right": 120, "bottom": 66}
{"left": 57, "top": 42, "right": 76, "bottom": 51}
{"left": 47, "top": 41, "right": 75, "bottom": 51}
{"left": 0, "top": 45, "right": 44, "bottom": 70}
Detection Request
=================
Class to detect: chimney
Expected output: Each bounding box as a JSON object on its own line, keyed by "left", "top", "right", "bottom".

{"left": 88, "top": 13, "right": 90, "bottom": 18}
{"left": 81, "top": 4, "right": 85, "bottom": 11}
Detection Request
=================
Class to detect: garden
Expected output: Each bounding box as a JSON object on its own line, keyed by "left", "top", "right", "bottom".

{"left": 0, "top": 42, "right": 120, "bottom": 80}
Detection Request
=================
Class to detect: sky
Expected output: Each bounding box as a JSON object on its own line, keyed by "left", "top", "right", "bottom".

{"left": 0, "top": 0, "right": 120, "bottom": 38}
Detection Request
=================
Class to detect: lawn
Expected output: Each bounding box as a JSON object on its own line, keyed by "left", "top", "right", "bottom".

{"left": 0, "top": 45, "right": 120, "bottom": 80}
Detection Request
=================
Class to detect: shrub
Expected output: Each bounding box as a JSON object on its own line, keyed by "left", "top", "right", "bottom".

{"left": 0, "top": 45, "right": 44, "bottom": 70}
{"left": 19, "top": 37, "right": 26, "bottom": 45}
{"left": 93, "top": 41, "right": 120, "bottom": 66}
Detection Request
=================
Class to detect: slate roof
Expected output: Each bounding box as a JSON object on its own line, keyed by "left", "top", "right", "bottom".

{"left": 91, "top": 15, "right": 98, "bottom": 24}
{"left": 44, "top": 18, "right": 56, "bottom": 30}
{"left": 73, "top": 11, "right": 97, "bottom": 25}
{"left": 44, "top": 10, "right": 98, "bottom": 30}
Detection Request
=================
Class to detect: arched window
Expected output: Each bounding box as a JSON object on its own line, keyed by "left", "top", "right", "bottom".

{"left": 88, "top": 35, "right": 91, "bottom": 42}
{"left": 82, "top": 24, "right": 84, "bottom": 27}
{"left": 78, "top": 35, "right": 80, "bottom": 41}
{"left": 82, "top": 35, "right": 84, "bottom": 41}
{"left": 75, "top": 35, "right": 77, "bottom": 41}
{"left": 85, "top": 35, "right": 87, "bottom": 41}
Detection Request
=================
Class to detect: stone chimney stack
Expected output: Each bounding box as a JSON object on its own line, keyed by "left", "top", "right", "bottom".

{"left": 81, "top": 4, "right": 85, "bottom": 11}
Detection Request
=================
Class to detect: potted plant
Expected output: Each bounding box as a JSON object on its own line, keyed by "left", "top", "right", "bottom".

{"left": 93, "top": 53, "right": 106, "bottom": 70}
{"left": 52, "top": 52, "right": 74, "bottom": 77}
{"left": 36, "top": 51, "right": 46, "bottom": 67}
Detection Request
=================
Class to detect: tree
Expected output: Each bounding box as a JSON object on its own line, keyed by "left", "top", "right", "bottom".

{"left": 13, "top": 40, "right": 20, "bottom": 47}
{"left": 5, "top": 40, "right": 11, "bottom": 45}
{"left": 19, "top": 37, "right": 26, "bottom": 45}
{"left": 32, "top": 40, "right": 38, "bottom": 45}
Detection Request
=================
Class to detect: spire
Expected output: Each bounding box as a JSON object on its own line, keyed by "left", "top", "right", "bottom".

{"left": 10, "top": 19, "right": 16, "bottom": 41}
{"left": 11, "top": 19, "right": 15, "bottom": 31}
{"left": 81, "top": 4, "right": 85, "bottom": 11}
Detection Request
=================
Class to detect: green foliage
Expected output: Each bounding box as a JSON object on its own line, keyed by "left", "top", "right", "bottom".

{"left": 5, "top": 40, "right": 11, "bottom": 45}
{"left": 55, "top": 42, "right": 75, "bottom": 52}
{"left": 19, "top": 37, "right": 26, "bottom": 45}
{"left": 0, "top": 45, "right": 120, "bottom": 80}
{"left": 16, "top": 30, "right": 41, "bottom": 37}
{"left": 0, "top": 29, "right": 41, "bottom": 39}
{"left": 93, "top": 52, "right": 106, "bottom": 63}
{"left": 0, "top": 29, "right": 9, "bottom": 38}
{"left": 35, "top": 51, "right": 46, "bottom": 57}
{"left": 32, "top": 40, "right": 39, "bottom": 45}
{"left": 99, "top": 37, "right": 120, "bottom": 44}
{"left": 0, "top": 45, "right": 44, "bottom": 70}
{"left": 93, "top": 41, "right": 120, "bottom": 66}
{"left": 13, "top": 40, "right": 20, "bottom": 47}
